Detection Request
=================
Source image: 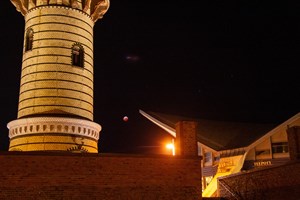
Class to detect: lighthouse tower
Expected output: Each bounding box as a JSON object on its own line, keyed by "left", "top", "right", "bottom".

{"left": 7, "top": 0, "right": 109, "bottom": 153}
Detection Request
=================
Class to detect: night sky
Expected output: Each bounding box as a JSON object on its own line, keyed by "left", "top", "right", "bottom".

{"left": 0, "top": 0, "right": 299, "bottom": 154}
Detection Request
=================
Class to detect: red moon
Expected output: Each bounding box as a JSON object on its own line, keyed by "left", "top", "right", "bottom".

{"left": 123, "top": 116, "right": 128, "bottom": 122}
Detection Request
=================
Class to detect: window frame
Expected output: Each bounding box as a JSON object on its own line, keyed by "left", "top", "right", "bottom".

{"left": 25, "top": 28, "right": 34, "bottom": 52}
{"left": 71, "top": 43, "right": 84, "bottom": 68}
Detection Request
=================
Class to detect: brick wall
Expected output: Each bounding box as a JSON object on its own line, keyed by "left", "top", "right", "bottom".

{"left": 175, "top": 121, "right": 198, "bottom": 156}
{"left": 287, "top": 126, "right": 300, "bottom": 160}
{"left": 218, "top": 161, "right": 300, "bottom": 200}
{"left": 0, "top": 152, "right": 202, "bottom": 200}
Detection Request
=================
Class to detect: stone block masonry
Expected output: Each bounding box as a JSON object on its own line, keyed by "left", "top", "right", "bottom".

{"left": 0, "top": 152, "right": 202, "bottom": 200}
{"left": 175, "top": 121, "right": 198, "bottom": 156}
{"left": 287, "top": 126, "right": 300, "bottom": 160}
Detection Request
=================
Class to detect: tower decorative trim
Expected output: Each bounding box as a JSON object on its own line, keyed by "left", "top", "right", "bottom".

{"left": 8, "top": 117, "right": 101, "bottom": 152}
{"left": 10, "top": 0, "right": 110, "bottom": 22}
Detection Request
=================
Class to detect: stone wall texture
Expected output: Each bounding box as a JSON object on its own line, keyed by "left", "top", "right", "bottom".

{"left": 19, "top": 6, "right": 94, "bottom": 120}
{"left": 218, "top": 160, "right": 300, "bottom": 200}
{"left": 0, "top": 152, "right": 202, "bottom": 200}
{"left": 287, "top": 126, "right": 300, "bottom": 160}
{"left": 175, "top": 121, "right": 198, "bottom": 156}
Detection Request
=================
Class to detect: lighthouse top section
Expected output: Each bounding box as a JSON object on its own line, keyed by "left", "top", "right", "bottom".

{"left": 10, "top": 0, "right": 110, "bottom": 22}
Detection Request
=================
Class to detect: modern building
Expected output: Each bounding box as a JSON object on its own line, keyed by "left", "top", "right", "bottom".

{"left": 139, "top": 109, "right": 300, "bottom": 197}
{"left": 8, "top": 0, "right": 110, "bottom": 153}
{"left": 217, "top": 126, "right": 300, "bottom": 200}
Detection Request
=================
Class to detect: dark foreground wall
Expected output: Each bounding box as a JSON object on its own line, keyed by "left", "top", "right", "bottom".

{"left": 218, "top": 161, "right": 300, "bottom": 200}
{"left": 0, "top": 152, "right": 202, "bottom": 200}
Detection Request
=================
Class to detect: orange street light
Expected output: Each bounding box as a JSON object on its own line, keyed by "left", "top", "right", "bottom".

{"left": 166, "top": 138, "right": 175, "bottom": 156}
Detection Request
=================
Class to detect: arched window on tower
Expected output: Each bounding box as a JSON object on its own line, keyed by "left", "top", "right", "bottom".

{"left": 72, "top": 44, "right": 84, "bottom": 67}
{"left": 25, "top": 29, "right": 34, "bottom": 52}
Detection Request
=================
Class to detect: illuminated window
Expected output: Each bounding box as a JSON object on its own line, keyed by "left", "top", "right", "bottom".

{"left": 25, "top": 29, "right": 34, "bottom": 51}
{"left": 214, "top": 156, "right": 220, "bottom": 162}
{"left": 204, "top": 152, "right": 212, "bottom": 163}
{"left": 202, "top": 176, "right": 213, "bottom": 191}
{"left": 72, "top": 44, "right": 84, "bottom": 67}
{"left": 272, "top": 142, "right": 289, "bottom": 153}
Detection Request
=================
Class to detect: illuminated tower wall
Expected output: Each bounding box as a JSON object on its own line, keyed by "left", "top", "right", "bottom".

{"left": 8, "top": 0, "right": 109, "bottom": 153}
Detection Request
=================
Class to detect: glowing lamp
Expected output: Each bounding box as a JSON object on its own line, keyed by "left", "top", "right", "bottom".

{"left": 166, "top": 139, "right": 175, "bottom": 156}
{"left": 166, "top": 143, "right": 174, "bottom": 149}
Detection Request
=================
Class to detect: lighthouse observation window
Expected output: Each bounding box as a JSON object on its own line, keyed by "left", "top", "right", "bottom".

{"left": 25, "top": 28, "right": 34, "bottom": 52}
{"left": 72, "top": 44, "right": 84, "bottom": 68}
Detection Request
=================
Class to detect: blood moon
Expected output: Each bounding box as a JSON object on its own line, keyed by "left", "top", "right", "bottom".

{"left": 123, "top": 116, "right": 129, "bottom": 122}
